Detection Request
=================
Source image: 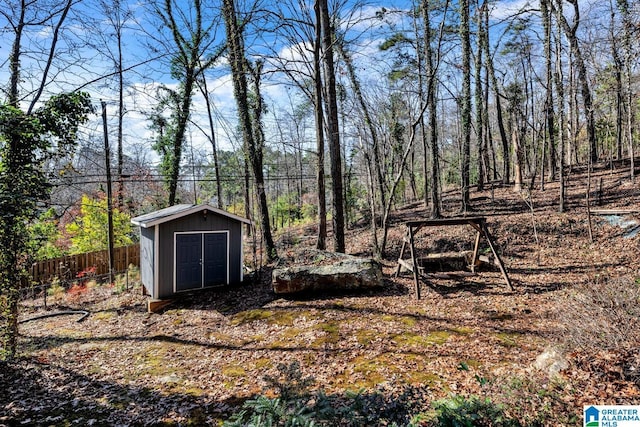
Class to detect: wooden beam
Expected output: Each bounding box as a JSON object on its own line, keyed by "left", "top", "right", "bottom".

{"left": 405, "top": 216, "right": 486, "bottom": 227}
{"left": 408, "top": 225, "right": 421, "bottom": 299}
{"left": 395, "top": 239, "right": 408, "bottom": 278}
{"left": 479, "top": 223, "right": 513, "bottom": 291}
{"left": 397, "top": 259, "right": 415, "bottom": 273}
{"left": 471, "top": 230, "right": 482, "bottom": 273}
{"left": 147, "top": 298, "right": 173, "bottom": 313}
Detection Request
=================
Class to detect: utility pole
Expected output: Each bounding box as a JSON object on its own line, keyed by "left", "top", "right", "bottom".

{"left": 102, "top": 101, "right": 115, "bottom": 283}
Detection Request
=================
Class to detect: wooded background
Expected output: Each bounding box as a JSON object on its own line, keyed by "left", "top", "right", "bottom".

{"left": 1, "top": 0, "right": 639, "bottom": 358}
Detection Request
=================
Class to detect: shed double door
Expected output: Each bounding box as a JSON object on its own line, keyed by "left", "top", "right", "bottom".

{"left": 175, "top": 232, "right": 228, "bottom": 292}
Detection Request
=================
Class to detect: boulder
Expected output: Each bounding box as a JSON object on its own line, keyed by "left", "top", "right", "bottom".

{"left": 272, "top": 253, "right": 383, "bottom": 294}
{"left": 533, "top": 347, "right": 568, "bottom": 377}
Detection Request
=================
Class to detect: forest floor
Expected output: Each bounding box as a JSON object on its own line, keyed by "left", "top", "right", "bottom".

{"left": 2, "top": 161, "right": 640, "bottom": 426}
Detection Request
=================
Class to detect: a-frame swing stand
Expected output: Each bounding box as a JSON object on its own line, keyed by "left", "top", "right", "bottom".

{"left": 395, "top": 216, "right": 513, "bottom": 299}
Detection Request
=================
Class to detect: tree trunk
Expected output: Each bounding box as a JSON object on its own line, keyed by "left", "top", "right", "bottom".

{"left": 222, "top": 0, "right": 277, "bottom": 261}
{"left": 553, "top": 0, "right": 597, "bottom": 164}
{"left": 313, "top": 0, "right": 327, "bottom": 250}
{"left": 512, "top": 126, "right": 524, "bottom": 193}
{"left": 475, "top": 0, "right": 486, "bottom": 191}
{"left": 555, "top": 0, "right": 567, "bottom": 212}
{"left": 459, "top": 0, "right": 471, "bottom": 212}
{"left": 198, "top": 77, "right": 223, "bottom": 208}
{"left": 610, "top": 9, "right": 624, "bottom": 162}
{"left": 116, "top": 15, "right": 125, "bottom": 209}
{"left": 482, "top": 6, "right": 509, "bottom": 184}
{"left": 618, "top": 0, "right": 635, "bottom": 181}
{"left": 336, "top": 39, "right": 390, "bottom": 255}
{"left": 318, "top": 0, "right": 345, "bottom": 253}
{"left": 541, "top": 0, "right": 556, "bottom": 182}
{"left": 423, "top": 0, "right": 447, "bottom": 218}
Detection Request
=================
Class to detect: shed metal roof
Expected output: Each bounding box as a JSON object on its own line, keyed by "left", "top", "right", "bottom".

{"left": 131, "top": 204, "right": 252, "bottom": 228}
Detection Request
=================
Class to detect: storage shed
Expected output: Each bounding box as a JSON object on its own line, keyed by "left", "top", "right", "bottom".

{"left": 131, "top": 204, "right": 252, "bottom": 300}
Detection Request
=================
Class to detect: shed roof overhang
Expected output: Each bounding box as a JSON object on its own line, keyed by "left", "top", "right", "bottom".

{"left": 131, "top": 204, "right": 252, "bottom": 228}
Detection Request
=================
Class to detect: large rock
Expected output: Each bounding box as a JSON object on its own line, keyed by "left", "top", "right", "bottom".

{"left": 533, "top": 347, "right": 568, "bottom": 377}
{"left": 272, "top": 253, "right": 383, "bottom": 294}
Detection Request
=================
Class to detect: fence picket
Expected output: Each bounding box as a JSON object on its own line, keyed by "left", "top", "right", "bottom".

{"left": 26, "top": 244, "right": 140, "bottom": 285}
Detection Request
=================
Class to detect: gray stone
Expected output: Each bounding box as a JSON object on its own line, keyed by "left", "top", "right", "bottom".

{"left": 272, "top": 253, "right": 383, "bottom": 294}
{"left": 533, "top": 347, "right": 568, "bottom": 377}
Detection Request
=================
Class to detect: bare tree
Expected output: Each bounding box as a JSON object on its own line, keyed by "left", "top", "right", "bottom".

{"left": 552, "top": 0, "right": 597, "bottom": 164}
{"left": 149, "top": 0, "right": 224, "bottom": 206}
{"left": 318, "top": 0, "right": 346, "bottom": 252}
{"left": 481, "top": 4, "right": 510, "bottom": 185}
{"left": 459, "top": 0, "right": 472, "bottom": 211}
{"left": 221, "top": 0, "right": 277, "bottom": 261}
{"left": 197, "top": 75, "right": 224, "bottom": 208}
{"left": 94, "top": 0, "right": 135, "bottom": 208}
{"left": 541, "top": 0, "right": 557, "bottom": 184}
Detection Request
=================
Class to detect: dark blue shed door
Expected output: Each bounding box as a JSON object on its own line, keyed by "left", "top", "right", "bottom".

{"left": 203, "top": 232, "right": 227, "bottom": 287}
{"left": 175, "top": 232, "right": 228, "bottom": 292}
{"left": 175, "top": 234, "right": 203, "bottom": 291}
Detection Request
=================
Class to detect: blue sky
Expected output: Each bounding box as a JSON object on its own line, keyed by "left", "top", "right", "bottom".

{"left": 0, "top": 0, "right": 603, "bottom": 164}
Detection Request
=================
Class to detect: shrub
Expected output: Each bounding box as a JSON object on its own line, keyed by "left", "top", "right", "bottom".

{"left": 431, "top": 395, "right": 521, "bottom": 427}
{"left": 559, "top": 275, "right": 640, "bottom": 384}
{"left": 561, "top": 275, "right": 640, "bottom": 353}
{"left": 223, "top": 362, "right": 429, "bottom": 427}
{"left": 66, "top": 283, "right": 88, "bottom": 302}
{"left": 46, "top": 277, "right": 65, "bottom": 302}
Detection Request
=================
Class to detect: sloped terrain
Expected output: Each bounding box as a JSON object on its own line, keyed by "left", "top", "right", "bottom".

{"left": 2, "top": 162, "right": 639, "bottom": 426}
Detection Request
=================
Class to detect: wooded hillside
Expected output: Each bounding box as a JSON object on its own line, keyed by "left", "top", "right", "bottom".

{"left": 2, "top": 164, "right": 639, "bottom": 425}
{"left": 1, "top": 0, "right": 640, "bottom": 423}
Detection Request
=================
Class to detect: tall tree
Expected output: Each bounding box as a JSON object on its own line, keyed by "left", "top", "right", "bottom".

{"left": 313, "top": 0, "right": 328, "bottom": 250}
{"left": 96, "top": 0, "right": 133, "bottom": 208}
{"left": 423, "top": 0, "right": 449, "bottom": 218}
{"left": 481, "top": 4, "right": 510, "bottom": 184}
{"left": 221, "top": 0, "right": 277, "bottom": 261}
{"left": 552, "top": 0, "right": 597, "bottom": 164}
{"left": 555, "top": 0, "right": 568, "bottom": 211}
{"left": 318, "top": 0, "right": 346, "bottom": 252}
{"left": 336, "top": 39, "right": 387, "bottom": 254}
{"left": 150, "top": 0, "right": 224, "bottom": 206}
{"left": 1, "top": 0, "right": 94, "bottom": 361}
{"left": 1, "top": 93, "right": 93, "bottom": 360}
{"left": 541, "top": 0, "right": 556, "bottom": 182}
{"left": 197, "top": 75, "right": 224, "bottom": 208}
{"left": 459, "top": 0, "right": 472, "bottom": 211}
{"left": 475, "top": 0, "right": 487, "bottom": 190}
{"left": 617, "top": 0, "right": 635, "bottom": 181}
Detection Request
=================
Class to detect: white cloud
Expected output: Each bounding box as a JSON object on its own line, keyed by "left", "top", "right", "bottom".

{"left": 489, "top": 0, "right": 536, "bottom": 21}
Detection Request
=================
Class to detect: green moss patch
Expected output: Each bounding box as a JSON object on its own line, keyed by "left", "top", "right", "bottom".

{"left": 392, "top": 330, "right": 451, "bottom": 347}
{"left": 93, "top": 311, "right": 116, "bottom": 321}
{"left": 230, "top": 308, "right": 318, "bottom": 327}
{"left": 230, "top": 309, "right": 275, "bottom": 326}
{"left": 496, "top": 331, "right": 520, "bottom": 347}
{"left": 222, "top": 365, "right": 247, "bottom": 378}
{"left": 253, "top": 358, "right": 273, "bottom": 370}
{"left": 312, "top": 321, "right": 341, "bottom": 347}
{"left": 355, "top": 328, "right": 379, "bottom": 346}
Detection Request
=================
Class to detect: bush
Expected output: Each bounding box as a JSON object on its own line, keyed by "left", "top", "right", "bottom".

{"left": 46, "top": 277, "right": 65, "bottom": 302}
{"left": 561, "top": 275, "right": 640, "bottom": 353}
{"left": 560, "top": 275, "right": 640, "bottom": 384}
{"left": 223, "top": 362, "right": 429, "bottom": 427}
{"left": 430, "top": 395, "right": 521, "bottom": 427}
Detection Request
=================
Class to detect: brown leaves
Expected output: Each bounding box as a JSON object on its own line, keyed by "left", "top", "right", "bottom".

{"left": 4, "top": 164, "right": 640, "bottom": 424}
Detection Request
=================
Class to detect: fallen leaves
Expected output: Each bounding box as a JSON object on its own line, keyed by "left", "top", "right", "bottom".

{"left": 3, "top": 164, "right": 639, "bottom": 425}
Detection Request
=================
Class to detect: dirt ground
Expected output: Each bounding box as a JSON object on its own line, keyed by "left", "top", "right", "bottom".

{"left": 2, "top": 162, "right": 640, "bottom": 426}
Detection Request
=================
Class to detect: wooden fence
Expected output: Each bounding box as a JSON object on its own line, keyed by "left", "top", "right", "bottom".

{"left": 27, "top": 244, "right": 140, "bottom": 285}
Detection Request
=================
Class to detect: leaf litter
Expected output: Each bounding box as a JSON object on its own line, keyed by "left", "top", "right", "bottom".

{"left": 2, "top": 164, "right": 640, "bottom": 425}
